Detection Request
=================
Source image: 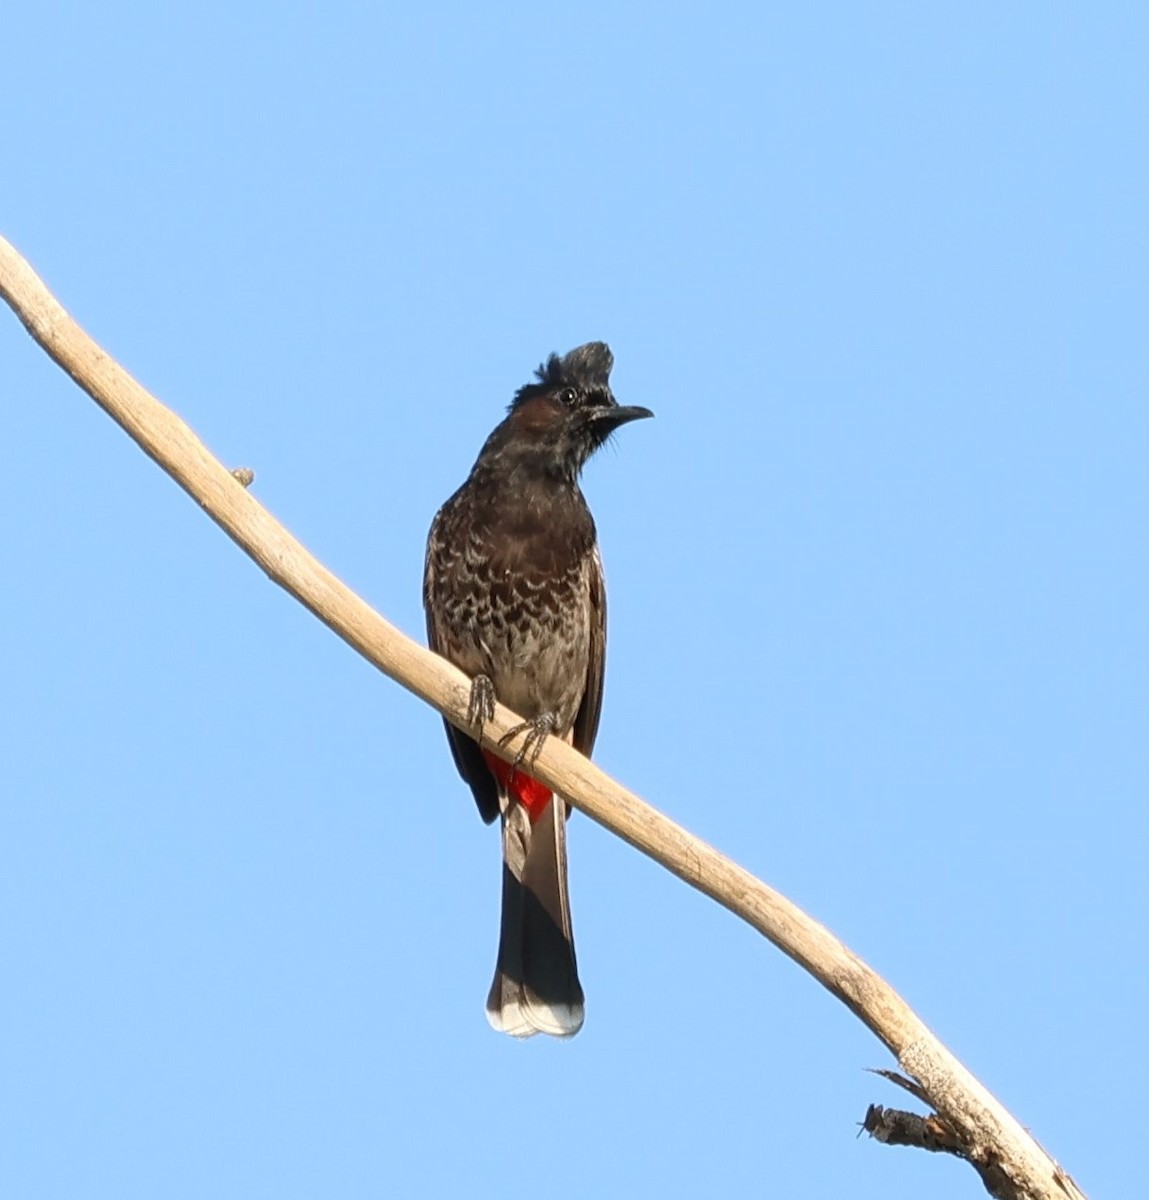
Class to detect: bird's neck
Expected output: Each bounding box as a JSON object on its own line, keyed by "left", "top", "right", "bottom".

{"left": 472, "top": 447, "right": 584, "bottom": 495}
{"left": 466, "top": 456, "right": 594, "bottom": 545}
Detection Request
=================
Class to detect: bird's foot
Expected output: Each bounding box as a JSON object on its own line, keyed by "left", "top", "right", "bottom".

{"left": 498, "top": 712, "right": 558, "bottom": 770}
{"left": 467, "top": 674, "right": 497, "bottom": 735}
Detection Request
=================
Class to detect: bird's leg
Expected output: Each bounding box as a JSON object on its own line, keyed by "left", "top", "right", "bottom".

{"left": 467, "top": 673, "right": 497, "bottom": 736}
{"left": 498, "top": 712, "right": 558, "bottom": 771}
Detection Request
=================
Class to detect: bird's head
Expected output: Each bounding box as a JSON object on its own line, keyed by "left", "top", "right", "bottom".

{"left": 480, "top": 342, "right": 653, "bottom": 482}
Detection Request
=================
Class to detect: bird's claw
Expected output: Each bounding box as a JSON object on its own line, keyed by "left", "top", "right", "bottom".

{"left": 467, "top": 674, "right": 496, "bottom": 735}
{"left": 498, "top": 713, "right": 557, "bottom": 770}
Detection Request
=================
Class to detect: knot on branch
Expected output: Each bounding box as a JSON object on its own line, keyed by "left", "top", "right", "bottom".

{"left": 862, "top": 1102, "right": 1029, "bottom": 1200}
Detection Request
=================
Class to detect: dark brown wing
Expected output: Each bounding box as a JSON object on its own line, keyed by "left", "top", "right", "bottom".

{"left": 571, "top": 544, "right": 607, "bottom": 756}
{"left": 424, "top": 508, "right": 501, "bottom": 825}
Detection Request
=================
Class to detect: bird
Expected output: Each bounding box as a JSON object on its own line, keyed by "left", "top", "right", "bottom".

{"left": 423, "top": 342, "right": 652, "bottom": 1037}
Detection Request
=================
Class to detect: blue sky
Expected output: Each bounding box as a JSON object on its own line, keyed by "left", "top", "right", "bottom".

{"left": 2, "top": 4, "right": 1145, "bottom": 1197}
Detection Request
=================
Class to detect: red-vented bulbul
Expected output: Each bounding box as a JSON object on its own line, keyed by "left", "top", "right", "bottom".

{"left": 423, "top": 342, "right": 652, "bottom": 1037}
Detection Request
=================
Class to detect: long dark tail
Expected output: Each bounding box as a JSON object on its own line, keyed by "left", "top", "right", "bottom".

{"left": 486, "top": 796, "right": 584, "bottom": 1037}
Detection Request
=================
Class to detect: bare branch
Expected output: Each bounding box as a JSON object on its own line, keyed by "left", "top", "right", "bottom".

{"left": 0, "top": 234, "right": 1087, "bottom": 1200}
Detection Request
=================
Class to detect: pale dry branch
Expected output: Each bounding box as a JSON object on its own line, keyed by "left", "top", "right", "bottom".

{"left": 0, "top": 235, "right": 1086, "bottom": 1200}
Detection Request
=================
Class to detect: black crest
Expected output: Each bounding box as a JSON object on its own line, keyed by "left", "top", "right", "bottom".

{"left": 511, "top": 341, "right": 614, "bottom": 410}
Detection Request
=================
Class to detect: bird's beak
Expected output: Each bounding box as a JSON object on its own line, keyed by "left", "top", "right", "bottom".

{"left": 589, "top": 404, "right": 654, "bottom": 433}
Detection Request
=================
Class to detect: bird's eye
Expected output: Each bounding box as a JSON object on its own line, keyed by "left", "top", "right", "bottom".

{"left": 559, "top": 387, "right": 577, "bottom": 406}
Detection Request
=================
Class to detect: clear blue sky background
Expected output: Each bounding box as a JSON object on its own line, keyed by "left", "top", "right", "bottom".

{"left": 2, "top": 5, "right": 1144, "bottom": 1197}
